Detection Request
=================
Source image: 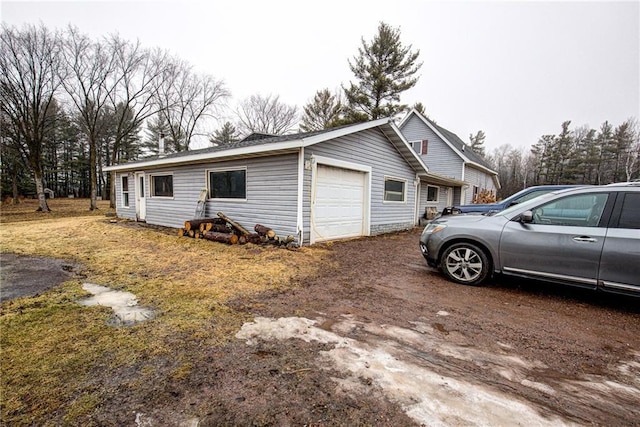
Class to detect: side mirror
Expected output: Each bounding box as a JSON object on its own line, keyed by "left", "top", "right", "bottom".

{"left": 520, "top": 210, "right": 533, "bottom": 223}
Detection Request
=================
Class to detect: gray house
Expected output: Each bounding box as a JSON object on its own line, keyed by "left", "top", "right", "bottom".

{"left": 105, "top": 118, "right": 461, "bottom": 245}
{"left": 399, "top": 109, "right": 500, "bottom": 218}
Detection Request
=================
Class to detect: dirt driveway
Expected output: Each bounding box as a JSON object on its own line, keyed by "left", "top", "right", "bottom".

{"left": 96, "top": 228, "right": 639, "bottom": 426}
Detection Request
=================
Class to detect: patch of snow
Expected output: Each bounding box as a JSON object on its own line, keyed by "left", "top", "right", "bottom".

{"left": 236, "top": 316, "right": 574, "bottom": 426}
{"left": 436, "top": 310, "right": 450, "bottom": 316}
{"left": 78, "top": 283, "right": 154, "bottom": 325}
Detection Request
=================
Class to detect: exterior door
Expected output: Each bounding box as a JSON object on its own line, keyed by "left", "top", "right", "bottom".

{"left": 499, "top": 193, "right": 610, "bottom": 288}
{"left": 135, "top": 172, "right": 146, "bottom": 221}
{"left": 312, "top": 164, "right": 366, "bottom": 242}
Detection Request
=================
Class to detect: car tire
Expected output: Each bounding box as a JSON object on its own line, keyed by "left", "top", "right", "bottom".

{"left": 440, "top": 243, "right": 491, "bottom": 286}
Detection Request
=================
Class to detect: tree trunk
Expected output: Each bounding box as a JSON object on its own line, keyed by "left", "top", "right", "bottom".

{"left": 184, "top": 218, "right": 225, "bottom": 231}
{"left": 33, "top": 170, "right": 50, "bottom": 212}
{"left": 217, "top": 212, "right": 250, "bottom": 235}
{"left": 203, "top": 231, "right": 239, "bottom": 245}
{"left": 110, "top": 171, "right": 117, "bottom": 208}
{"left": 254, "top": 224, "right": 276, "bottom": 239}
{"left": 89, "top": 136, "right": 97, "bottom": 210}
{"left": 11, "top": 170, "right": 20, "bottom": 205}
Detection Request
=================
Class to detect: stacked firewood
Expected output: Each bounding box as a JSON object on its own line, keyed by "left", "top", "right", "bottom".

{"left": 178, "top": 211, "right": 296, "bottom": 248}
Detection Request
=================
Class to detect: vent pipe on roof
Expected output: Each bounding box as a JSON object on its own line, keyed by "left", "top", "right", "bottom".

{"left": 159, "top": 133, "right": 165, "bottom": 157}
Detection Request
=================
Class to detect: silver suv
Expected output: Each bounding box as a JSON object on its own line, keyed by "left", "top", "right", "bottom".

{"left": 419, "top": 183, "right": 640, "bottom": 296}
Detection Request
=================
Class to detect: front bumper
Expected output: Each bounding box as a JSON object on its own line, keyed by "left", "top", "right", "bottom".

{"left": 419, "top": 241, "right": 438, "bottom": 268}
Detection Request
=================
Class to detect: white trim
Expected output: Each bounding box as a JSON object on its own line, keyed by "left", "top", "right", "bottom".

{"left": 309, "top": 156, "right": 371, "bottom": 245}
{"left": 311, "top": 154, "right": 372, "bottom": 173}
{"left": 383, "top": 175, "right": 408, "bottom": 204}
{"left": 206, "top": 166, "right": 248, "bottom": 201}
{"left": 426, "top": 184, "right": 440, "bottom": 203}
{"left": 149, "top": 172, "right": 175, "bottom": 199}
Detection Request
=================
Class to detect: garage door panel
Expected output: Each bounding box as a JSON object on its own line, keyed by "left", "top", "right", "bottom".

{"left": 313, "top": 165, "right": 365, "bottom": 241}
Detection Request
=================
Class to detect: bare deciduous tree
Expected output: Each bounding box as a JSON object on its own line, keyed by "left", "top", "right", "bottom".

{"left": 235, "top": 94, "right": 298, "bottom": 136}
{"left": 151, "top": 56, "right": 229, "bottom": 152}
{"left": 0, "top": 24, "right": 65, "bottom": 212}
{"left": 61, "top": 26, "right": 118, "bottom": 210}
{"left": 106, "top": 38, "right": 169, "bottom": 207}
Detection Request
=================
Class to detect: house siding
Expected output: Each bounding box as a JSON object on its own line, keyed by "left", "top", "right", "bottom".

{"left": 400, "top": 115, "right": 464, "bottom": 180}
{"left": 464, "top": 165, "right": 498, "bottom": 204}
{"left": 115, "top": 153, "right": 300, "bottom": 238}
{"left": 115, "top": 172, "right": 137, "bottom": 221}
{"left": 418, "top": 182, "right": 453, "bottom": 219}
{"left": 302, "top": 128, "right": 416, "bottom": 244}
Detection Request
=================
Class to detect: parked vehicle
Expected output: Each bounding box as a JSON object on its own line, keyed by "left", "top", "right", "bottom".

{"left": 420, "top": 183, "right": 640, "bottom": 296}
{"left": 441, "top": 185, "right": 581, "bottom": 216}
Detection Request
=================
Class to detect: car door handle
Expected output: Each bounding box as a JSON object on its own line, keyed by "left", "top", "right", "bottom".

{"left": 573, "top": 236, "right": 597, "bottom": 243}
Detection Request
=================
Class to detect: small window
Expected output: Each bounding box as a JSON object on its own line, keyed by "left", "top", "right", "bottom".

{"left": 121, "top": 176, "right": 129, "bottom": 207}
{"left": 384, "top": 178, "right": 406, "bottom": 202}
{"left": 618, "top": 193, "right": 640, "bottom": 229}
{"left": 412, "top": 140, "right": 428, "bottom": 155}
{"left": 209, "top": 169, "right": 246, "bottom": 199}
{"left": 427, "top": 185, "right": 439, "bottom": 202}
{"left": 151, "top": 174, "right": 173, "bottom": 197}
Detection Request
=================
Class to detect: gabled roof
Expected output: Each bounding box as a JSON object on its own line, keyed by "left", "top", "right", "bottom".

{"left": 399, "top": 109, "right": 498, "bottom": 177}
{"left": 105, "top": 118, "right": 460, "bottom": 189}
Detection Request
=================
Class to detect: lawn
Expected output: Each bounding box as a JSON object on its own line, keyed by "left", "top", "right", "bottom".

{"left": 0, "top": 199, "right": 327, "bottom": 425}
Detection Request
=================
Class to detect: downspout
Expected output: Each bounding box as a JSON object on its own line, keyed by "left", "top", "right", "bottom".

{"left": 414, "top": 173, "right": 420, "bottom": 225}
{"left": 297, "top": 147, "right": 305, "bottom": 245}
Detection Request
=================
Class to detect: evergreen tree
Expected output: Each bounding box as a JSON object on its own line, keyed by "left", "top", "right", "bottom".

{"left": 343, "top": 22, "right": 422, "bottom": 122}
{"left": 412, "top": 102, "right": 426, "bottom": 115}
{"left": 210, "top": 121, "right": 240, "bottom": 145}
{"left": 469, "top": 130, "right": 486, "bottom": 158}
{"left": 300, "top": 89, "right": 344, "bottom": 131}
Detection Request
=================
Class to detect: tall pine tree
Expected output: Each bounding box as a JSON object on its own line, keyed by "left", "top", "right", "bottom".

{"left": 343, "top": 22, "right": 422, "bottom": 122}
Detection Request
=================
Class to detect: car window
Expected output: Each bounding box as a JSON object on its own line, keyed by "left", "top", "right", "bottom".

{"left": 531, "top": 193, "right": 608, "bottom": 227}
{"left": 618, "top": 193, "right": 640, "bottom": 229}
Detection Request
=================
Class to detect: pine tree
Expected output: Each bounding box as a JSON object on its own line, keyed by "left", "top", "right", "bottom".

{"left": 343, "top": 22, "right": 422, "bottom": 122}
{"left": 210, "top": 122, "right": 240, "bottom": 146}
{"left": 300, "top": 89, "right": 344, "bottom": 131}
{"left": 469, "top": 130, "right": 486, "bottom": 158}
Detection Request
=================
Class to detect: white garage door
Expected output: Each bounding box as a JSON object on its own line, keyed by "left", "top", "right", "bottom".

{"left": 312, "top": 164, "right": 366, "bottom": 242}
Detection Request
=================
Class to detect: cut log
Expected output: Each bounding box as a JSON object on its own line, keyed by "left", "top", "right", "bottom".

{"left": 254, "top": 224, "right": 276, "bottom": 239}
{"left": 188, "top": 229, "right": 196, "bottom": 238}
{"left": 185, "top": 217, "right": 225, "bottom": 231}
{"left": 178, "top": 228, "right": 187, "bottom": 237}
{"left": 217, "top": 212, "right": 251, "bottom": 235}
{"left": 210, "top": 223, "right": 232, "bottom": 233}
{"left": 245, "top": 233, "right": 263, "bottom": 245}
{"left": 203, "top": 231, "right": 239, "bottom": 245}
{"left": 199, "top": 222, "right": 214, "bottom": 233}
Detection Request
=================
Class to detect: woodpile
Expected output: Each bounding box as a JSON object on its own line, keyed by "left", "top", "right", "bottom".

{"left": 178, "top": 212, "right": 297, "bottom": 248}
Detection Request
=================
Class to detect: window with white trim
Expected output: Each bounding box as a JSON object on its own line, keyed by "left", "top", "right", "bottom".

{"left": 426, "top": 185, "right": 439, "bottom": 202}
{"left": 121, "top": 176, "right": 130, "bottom": 207}
{"left": 384, "top": 177, "right": 406, "bottom": 202}
{"left": 208, "top": 168, "right": 246, "bottom": 199}
{"left": 411, "top": 140, "right": 428, "bottom": 155}
{"left": 151, "top": 174, "right": 173, "bottom": 197}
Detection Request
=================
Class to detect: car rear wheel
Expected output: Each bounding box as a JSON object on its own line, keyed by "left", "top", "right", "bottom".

{"left": 440, "top": 243, "right": 490, "bottom": 286}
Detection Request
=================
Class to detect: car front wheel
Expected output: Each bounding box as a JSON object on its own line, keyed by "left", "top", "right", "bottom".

{"left": 440, "top": 243, "right": 490, "bottom": 286}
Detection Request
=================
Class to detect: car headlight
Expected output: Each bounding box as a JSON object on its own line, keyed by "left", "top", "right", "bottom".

{"left": 422, "top": 223, "right": 447, "bottom": 234}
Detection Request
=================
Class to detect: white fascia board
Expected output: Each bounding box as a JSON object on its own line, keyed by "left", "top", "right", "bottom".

{"left": 465, "top": 161, "right": 499, "bottom": 177}
{"left": 396, "top": 108, "right": 419, "bottom": 129}
{"left": 385, "top": 120, "right": 431, "bottom": 174}
{"left": 299, "top": 117, "right": 391, "bottom": 147}
{"left": 411, "top": 112, "right": 471, "bottom": 163}
{"left": 104, "top": 139, "right": 305, "bottom": 172}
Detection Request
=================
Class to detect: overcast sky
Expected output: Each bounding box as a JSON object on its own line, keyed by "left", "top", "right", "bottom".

{"left": 2, "top": 0, "right": 638, "bottom": 152}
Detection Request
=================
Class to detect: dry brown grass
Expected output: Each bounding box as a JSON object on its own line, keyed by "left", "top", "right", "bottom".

{"left": 0, "top": 199, "right": 329, "bottom": 424}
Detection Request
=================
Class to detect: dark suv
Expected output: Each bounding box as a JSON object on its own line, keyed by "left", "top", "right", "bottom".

{"left": 442, "top": 185, "right": 581, "bottom": 216}
{"left": 420, "top": 183, "right": 640, "bottom": 296}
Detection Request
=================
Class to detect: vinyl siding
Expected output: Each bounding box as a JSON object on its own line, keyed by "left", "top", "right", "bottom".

{"left": 302, "top": 128, "right": 416, "bottom": 244}
{"left": 114, "top": 172, "right": 137, "bottom": 221}
{"left": 418, "top": 182, "right": 453, "bottom": 218}
{"left": 400, "top": 115, "right": 464, "bottom": 180}
{"left": 464, "top": 165, "right": 498, "bottom": 204}
{"left": 115, "top": 153, "right": 299, "bottom": 238}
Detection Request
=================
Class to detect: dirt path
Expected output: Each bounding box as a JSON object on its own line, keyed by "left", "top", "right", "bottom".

{"left": 6, "top": 229, "right": 638, "bottom": 425}
{"left": 112, "top": 228, "right": 639, "bottom": 426}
